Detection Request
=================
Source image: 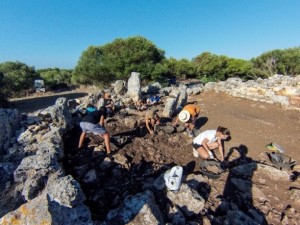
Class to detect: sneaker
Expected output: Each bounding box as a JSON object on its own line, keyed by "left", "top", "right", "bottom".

{"left": 193, "top": 148, "right": 199, "bottom": 157}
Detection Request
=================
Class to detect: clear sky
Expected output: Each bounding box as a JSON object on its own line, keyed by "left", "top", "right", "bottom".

{"left": 1, "top": 0, "right": 299, "bottom": 69}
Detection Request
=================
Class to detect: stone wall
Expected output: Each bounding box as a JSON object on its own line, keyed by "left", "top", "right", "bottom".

{"left": 203, "top": 75, "right": 300, "bottom": 110}
{"left": 0, "top": 98, "right": 92, "bottom": 224}
{"left": 0, "top": 109, "right": 20, "bottom": 154}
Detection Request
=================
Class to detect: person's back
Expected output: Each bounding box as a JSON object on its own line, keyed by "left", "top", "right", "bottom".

{"left": 193, "top": 130, "right": 217, "bottom": 145}
{"left": 82, "top": 107, "right": 107, "bottom": 124}
{"left": 182, "top": 104, "right": 200, "bottom": 117}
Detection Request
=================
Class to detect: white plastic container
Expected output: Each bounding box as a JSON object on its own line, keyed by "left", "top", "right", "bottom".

{"left": 164, "top": 166, "right": 183, "bottom": 191}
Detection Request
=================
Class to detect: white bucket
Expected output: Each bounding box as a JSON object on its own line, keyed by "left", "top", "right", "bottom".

{"left": 164, "top": 166, "right": 183, "bottom": 191}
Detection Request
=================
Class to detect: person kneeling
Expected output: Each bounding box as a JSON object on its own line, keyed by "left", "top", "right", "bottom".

{"left": 192, "top": 126, "right": 230, "bottom": 161}
{"left": 78, "top": 106, "right": 111, "bottom": 154}
{"left": 145, "top": 109, "right": 160, "bottom": 134}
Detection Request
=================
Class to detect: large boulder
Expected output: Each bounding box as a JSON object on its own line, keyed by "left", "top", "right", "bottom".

{"left": 166, "top": 183, "right": 205, "bottom": 217}
{"left": 114, "top": 80, "right": 127, "bottom": 95}
{"left": 0, "top": 191, "right": 92, "bottom": 225}
{"left": 104, "top": 190, "right": 164, "bottom": 224}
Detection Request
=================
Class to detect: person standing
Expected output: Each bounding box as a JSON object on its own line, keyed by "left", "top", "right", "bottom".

{"left": 192, "top": 126, "right": 230, "bottom": 161}
{"left": 78, "top": 106, "right": 111, "bottom": 154}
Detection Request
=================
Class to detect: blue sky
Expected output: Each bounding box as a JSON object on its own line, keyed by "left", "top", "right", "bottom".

{"left": 0, "top": 0, "right": 299, "bottom": 69}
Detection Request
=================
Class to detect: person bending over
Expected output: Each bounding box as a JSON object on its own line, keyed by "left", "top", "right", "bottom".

{"left": 145, "top": 109, "right": 160, "bottom": 134}
{"left": 78, "top": 106, "right": 111, "bottom": 154}
{"left": 173, "top": 103, "right": 200, "bottom": 137}
{"left": 192, "top": 126, "right": 230, "bottom": 161}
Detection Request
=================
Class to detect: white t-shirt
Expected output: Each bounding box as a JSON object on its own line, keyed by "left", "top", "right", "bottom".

{"left": 193, "top": 130, "right": 217, "bottom": 145}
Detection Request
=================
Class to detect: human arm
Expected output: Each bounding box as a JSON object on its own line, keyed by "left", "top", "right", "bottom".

{"left": 145, "top": 116, "right": 154, "bottom": 134}
{"left": 99, "top": 115, "right": 105, "bottom": 127}
{"left": 106, "top": 99, "right": 114, "bottom": 109}
{"left": 217, "top": 137, "right": 224, "bottom": 161}
{"left": 173, "top": 117, "right": 179, "bottom": 127}
{"left": 202, "top": 138, "right": 212, "bottom": 154}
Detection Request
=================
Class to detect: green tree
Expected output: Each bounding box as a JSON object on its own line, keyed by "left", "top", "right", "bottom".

{"left": 0, "top": 61, "right": 38, "bottom": 97}
{"left": 0, "top": 71, "right": 8, "bottom": 103}
{"left": 251, "top": 47, "right": 300, "bottom": 76}
{"left": 224, "top": 58, "right": 254, "bottom": 80}
{"left": 73, "top": 36, "right": 165, "bottom": 85}
{"left": 38, "top": 68, "right": 73, "bottom": 88}
{"left": 192, "top": 52, "right": 228, "bottom": 81}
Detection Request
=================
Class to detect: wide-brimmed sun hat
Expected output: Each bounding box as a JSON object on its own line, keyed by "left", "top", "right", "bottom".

{"left": 178, "top": 110, "right": 190, "bottom": 123}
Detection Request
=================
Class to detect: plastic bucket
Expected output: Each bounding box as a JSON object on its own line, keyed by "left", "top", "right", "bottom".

{"left": 164, "top": 166, "right": 183, "bottom": 191}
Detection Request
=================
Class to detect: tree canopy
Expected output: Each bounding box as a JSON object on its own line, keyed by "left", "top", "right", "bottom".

{"left": 37, "top": 68, "right": 73, "bottom": 88}
{"left": 73, "top": 36, "right": 165, "bottom": 85}
{"left": 0, "top": 61, "right": 39, "bottom": 97}
{"left": 251, "top": 47, "right": 300, "bottom": 77}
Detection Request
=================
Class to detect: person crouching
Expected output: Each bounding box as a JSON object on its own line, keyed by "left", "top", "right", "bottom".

{"left": 192, "top": 126, "right": 230, "bottom": 161}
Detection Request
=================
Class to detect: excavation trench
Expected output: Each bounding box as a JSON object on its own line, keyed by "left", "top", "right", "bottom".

{"left": 62, "top": 123, "right": 177, "bottom": 221}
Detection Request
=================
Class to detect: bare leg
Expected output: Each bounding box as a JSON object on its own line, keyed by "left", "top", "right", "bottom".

{"left": 102, "top": 132, "right": 111, "bottom": 154}
{"left": 197, "top": 146, "right": 210, "bottom": 159}
{"left": 78, "top": 132, "right": 86, "bottom": 148}
{"left": 197, "top": 142, "right": 220, "bottom": 159}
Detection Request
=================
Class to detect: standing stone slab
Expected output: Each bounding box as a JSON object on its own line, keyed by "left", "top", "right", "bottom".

{"left": 127, "top": 72, "right": 141, "bottom": 102}
{"left": 176, "top": 87, "right": 187, "bottom": 110}
{"left": 163, "top": 96, "right": 178, "bottom": 118}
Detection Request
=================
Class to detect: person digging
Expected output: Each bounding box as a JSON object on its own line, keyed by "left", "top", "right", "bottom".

{"left": 78, "top": 106, "right": 112, "bottom": 155}
{"left": 145, "top": 109, "right": 161, "bottom": 134}
{"left": 192, "top": 126, "right": 230, "bottom": 162}
{"left": 173, "top": 103, "right": 200, "bottom": 137}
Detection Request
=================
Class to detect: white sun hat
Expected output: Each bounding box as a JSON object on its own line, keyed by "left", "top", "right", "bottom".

{"left": 178, "top": 110, "right": 190, "bottom": 123}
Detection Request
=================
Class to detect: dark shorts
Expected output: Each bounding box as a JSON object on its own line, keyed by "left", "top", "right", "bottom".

{"left": 80, "top": 122, "right": 106, "bottom": 135}
{"left": 192, "top": 142, "right": 202, "bottom": 149}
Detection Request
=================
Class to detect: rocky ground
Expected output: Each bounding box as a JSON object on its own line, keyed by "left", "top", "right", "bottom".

{"left": 3, "top": 87, "right": 300, "bottom": 224}
{"left": 59, "top": 91, "right": 300, "bottom": 224}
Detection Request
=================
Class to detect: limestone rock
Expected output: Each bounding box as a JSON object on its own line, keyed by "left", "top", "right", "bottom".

{"left": 0, "top": 191, "right": 92, "bottom": 225}
{"left": 47, "top": 175, "right": 86, "bottom": 208}
{"left": 127, "top": 72, "right": 141, "bottom": 102}
{"left": 163, "top": 96, "right": 178, "bottom": 118}
{"left": 114, "top": 80, "right": 127, "bottom": 95}
{"left": 104, "top": 190, "right": 164, "bottom": 225}
{"left": 166, "top": 183, "right": 205, "bottom": 217}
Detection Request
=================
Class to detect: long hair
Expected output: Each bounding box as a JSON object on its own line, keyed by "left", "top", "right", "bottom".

{"left": 217, "top": 126, "right": 230, "bottom": 136}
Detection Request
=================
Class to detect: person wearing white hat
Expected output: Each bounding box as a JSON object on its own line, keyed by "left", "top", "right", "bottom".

{"left": 173, "top": 103, "right": 200, "bottom": 137}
